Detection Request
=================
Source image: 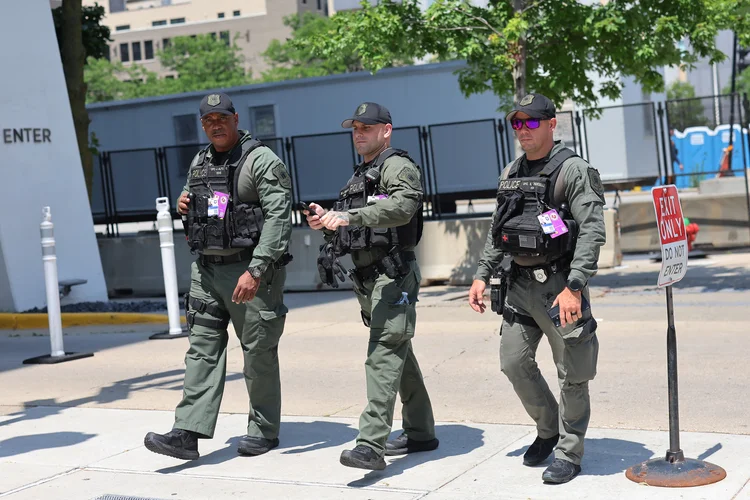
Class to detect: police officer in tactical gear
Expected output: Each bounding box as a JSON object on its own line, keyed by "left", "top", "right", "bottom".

{"left": 144, "top": 92, "right": 293, "bottom": 460}
{"left": 304, "top": 102, "right": 439, "bottom": 471}
{"left": 469, "top": 93, "right": 606, "bottom": 484}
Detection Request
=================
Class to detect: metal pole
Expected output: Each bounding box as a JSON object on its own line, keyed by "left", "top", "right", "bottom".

{"left": 657, "top": 103, "right": 672, "bottom": 184}
{"left": 150, "top": 197, "right": 188, "bottom": 339}
{"left": 728, "top": 31, "right": 739, "bottom": 171}
{"left": 712, "top": 64, "right": 721, "bottom": 125}
{"left": 665, "top": 285, "right": 683, "bottom": 461}
{"left": 41, "top": 207, "right": 64, "bottom": 358}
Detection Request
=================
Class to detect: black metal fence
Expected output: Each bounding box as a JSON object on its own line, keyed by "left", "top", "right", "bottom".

{"left": 90, "top": 92, "right": 750, "bottom": 235}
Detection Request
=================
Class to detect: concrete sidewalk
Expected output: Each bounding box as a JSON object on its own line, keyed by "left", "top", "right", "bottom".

{"left": 0, "top": 406, "right": 747, "bottom": 500}
{"left": 1, "top": 250, "right": 749, "bottom": 499}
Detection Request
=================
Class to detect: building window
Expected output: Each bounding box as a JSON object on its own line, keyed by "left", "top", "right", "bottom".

{"left": 120, "top": 42, "right": 130, "bottom": 62}
{"left": 317, "top": 0, "right": 321, "bottom": 9}
{"left": 162, "top": 38, "right": 171, "bottom": 48}
{"left": 109, "top": 0, "right": 125, "bottom": 13}
{"left": 152, "top": 20, "right": 167, "bottom": 26}
{"left": 132, "top": 41, "right": 142, "bottom": 61}
{"left": 174, "top": 114, "right": 199, "bottom": 145}
{"left": 220, "top": 31, "right": 230, "bottom": 45}
{"left": 233, "top": 10, "right": 240, "bottom": 16}
{"left": 249, "top": 105, "right": 276, "bottom": 139}
{"left": 170, "top": 17, "right": 185, "bottom": 24}
{"left": 144, "top": 40, "right": 154, "bottom": 60}
{"left": 115, "top": 24, "right": 130, "bottom": 31}
{"left": 218, "top": 12, "right": 225, "bottom": 18}
{"left": 104, "top": 46, "right": 111, "bottom": 61}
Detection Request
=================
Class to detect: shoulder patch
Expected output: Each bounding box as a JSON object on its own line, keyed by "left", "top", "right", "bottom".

{"left": 396, "top": 165, "right": 422, "bottom": 191}
{"left": 272, "top": 163, "right": 292, "bottom": 189}
{"left": 588, "top": 167, "right": 604, "bottom": 196}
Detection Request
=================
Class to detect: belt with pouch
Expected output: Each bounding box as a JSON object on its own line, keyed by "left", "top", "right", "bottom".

{"left": 353, "top": 250, "right": 416, "bottom": 283}
{"left": 511, "top": 258, "right": 568, "bottom": 284}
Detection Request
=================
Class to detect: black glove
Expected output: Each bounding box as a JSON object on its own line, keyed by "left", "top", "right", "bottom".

{"left": 317, "top": 242, "right": 346, "bottom": 288}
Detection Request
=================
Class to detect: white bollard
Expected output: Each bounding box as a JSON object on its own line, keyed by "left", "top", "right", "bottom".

{"left": 23, "top": 207, "right": 93, "bottom": 364}
{"left": 40, "top": 207, "right": 65, "bottom": 357}
{"left": 150, "top": 197, "right": 188, "bottom": 339}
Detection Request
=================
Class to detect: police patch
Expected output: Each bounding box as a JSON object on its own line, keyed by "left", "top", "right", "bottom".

{"left": 397, "top": 167, "right": 421, "bottom": 190}
{"left": 588, "top": 167, "right": 604, "bottom": 196}
{"left": 356, "top": 103, "right": 367, "bottom": 115}
{"left": 272, "top": 164, "right": 292, "bottom": 189}
{"left": 207, "top": 94, "right": 221, "bottom": 106}
{"left": 520, "top": 94, "right": 534, "bottom": 106}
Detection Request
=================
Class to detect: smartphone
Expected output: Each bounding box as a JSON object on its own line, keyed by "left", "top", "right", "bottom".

{"left": 547, "top": 296, "right": 590, "bottom": 328}
{"left": 296, "top": 201, "right": 312, "bottom": 213}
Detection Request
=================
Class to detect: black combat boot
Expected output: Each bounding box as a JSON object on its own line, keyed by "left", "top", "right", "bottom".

{"left": 237, "top": 436, "right": 279, "bottom": 456}
{"left": 144, "top": 429, "right": 199, "bottom": 460}
{"left": 523, "top": 434, "right": 559, "bottom": 466}
{"left": 542, "top": 458, "right": 581, "bottom": 483}
{"left": 385, "top": 433, "right": 440, "bottom": 456}
{"left": 340, "top": 445, "right": 386, "bottom": 470}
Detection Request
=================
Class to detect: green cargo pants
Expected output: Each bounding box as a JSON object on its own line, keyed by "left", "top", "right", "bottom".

{"left": 500, "top": 269, "right": 599, "bottom": 465}
{"left": 174, "top": 258, "right": 288, "bottom": 440}
{"left": 353, "top": 260, "right": 436, "bottom": 455}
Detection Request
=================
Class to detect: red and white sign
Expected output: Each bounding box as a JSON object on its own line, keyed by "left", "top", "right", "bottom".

{"left": 652, "top": 185, "right": 688, "bottom": 288}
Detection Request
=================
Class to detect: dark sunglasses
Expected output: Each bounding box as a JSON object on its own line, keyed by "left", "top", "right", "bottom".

{"left": 511, "top": 118, "right": 543, "bottom": 130}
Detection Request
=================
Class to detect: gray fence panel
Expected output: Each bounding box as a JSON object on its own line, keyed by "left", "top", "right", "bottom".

{"left": 108, "top": 149, "right": 162, "bottom": 215}
{"left": 292, "top": 133, "right": 355, "bottom": 203}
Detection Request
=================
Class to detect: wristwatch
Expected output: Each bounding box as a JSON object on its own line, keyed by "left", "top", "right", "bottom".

{"left": 248, "top": 265, "right": 265, "bottom": 279}
{"left": 567, "top": 278, "right": 585, "bottom": 292}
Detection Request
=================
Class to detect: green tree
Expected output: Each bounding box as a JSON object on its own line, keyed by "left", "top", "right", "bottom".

{"left": 296, "top": 0, "right": 750, "bottom": 110}
{"left": 666, "top": 80, "right": 710, "bottom": 131}
{"left": 158, "top": 33, "right": 251, "bottom": 91}
{"left": 52, "top": 1, "right": 111, "bottom": 199}
{"left": 84, "top": 57, "right": 161, "bottom": 103}
{"left": 261, "top": 12, "right": 413, "bottom": 82}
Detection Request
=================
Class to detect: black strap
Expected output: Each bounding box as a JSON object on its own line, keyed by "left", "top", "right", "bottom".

{"left": 232, "top": 139, "right": 266, "bottom": 203}
{"left": 186, "top": 296, "right": 230, "bottom": 330}
{"left": 508, "top": 147, "right": 577, "bottom": 179}
{"left": 503, "top": 308, "right": 538, "bottom": 327}
{"left": 199, "top": 249, "right": 253, "bottom": 265}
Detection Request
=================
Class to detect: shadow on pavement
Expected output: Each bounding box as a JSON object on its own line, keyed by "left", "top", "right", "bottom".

{"left": 0, "top": 369, "right": 241, "bottom": 428}
{"left": 156, "top": 420, "right": 358, "bottom": 474}
{"left": 347, "top": 424, "right": 484, "bottom": 488}
{"left": 0, "top": 431, "right": 96, "bottom": 458}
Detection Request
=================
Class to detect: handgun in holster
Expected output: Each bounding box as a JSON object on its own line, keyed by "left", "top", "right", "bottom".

{"left": 381, "top": 247, "right": 410, "bottom": 280}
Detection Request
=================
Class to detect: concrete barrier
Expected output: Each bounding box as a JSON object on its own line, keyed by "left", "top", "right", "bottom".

{"left": 99, "top": 211, "right": 623, "bottom": 295}
{"left": 618, "top": 191, "right": 750, "bottom": 253}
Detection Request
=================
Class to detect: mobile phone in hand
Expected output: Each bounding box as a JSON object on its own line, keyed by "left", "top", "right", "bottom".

{"left": 547, "top": 296, "right": 590, "bottom": 327}
{"left": 296, "top": 201, "right": 312, "bottom": 213}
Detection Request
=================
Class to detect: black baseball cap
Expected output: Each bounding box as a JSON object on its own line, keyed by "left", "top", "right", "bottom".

{"left": 341, "top": 102, "right": 392, "bottom": 128}
{"left": 199, "top": 92, "right": 236, "bottom": 119}
{"left": 505, "top": 93, "right": 556, "bottom": 121}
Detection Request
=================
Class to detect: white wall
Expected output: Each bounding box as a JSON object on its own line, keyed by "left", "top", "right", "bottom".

{"left": 0, "top": 0, "right": 108, "bottom": 311}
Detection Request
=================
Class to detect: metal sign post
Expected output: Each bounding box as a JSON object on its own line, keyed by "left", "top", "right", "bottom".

{"left": 625, "top": 186, "right": 725, "bottom": 487}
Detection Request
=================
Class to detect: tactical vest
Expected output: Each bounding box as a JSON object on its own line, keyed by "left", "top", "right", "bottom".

{"left": 185, "top": 139, "right": 266, "bottom": 252}
{"left": 491, "top": 148, "right": 579, "bottom": 261}
{"left": 333, "top": 148, "right": 423, "bottom": 256}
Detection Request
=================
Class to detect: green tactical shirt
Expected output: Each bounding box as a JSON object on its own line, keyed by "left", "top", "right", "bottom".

{"left": 180, "top": 130, "right": 293, "bottom": 272}
{"left": 474, "top": 141, "right": 607, "bottom": 286}
{"left": 324, "top": 151, "right": 423, "bottom": 268}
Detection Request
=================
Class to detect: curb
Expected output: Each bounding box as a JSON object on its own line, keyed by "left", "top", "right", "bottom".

{"left": 0, "top": 313, "right": 171, "bottom": 330}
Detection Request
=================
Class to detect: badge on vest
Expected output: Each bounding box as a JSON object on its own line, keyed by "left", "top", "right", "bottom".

{"left": 537, "top": 209, "right": 568, "bottom": 239}
{"left": 208, "top": 191, "right": 229, "bottom": 218}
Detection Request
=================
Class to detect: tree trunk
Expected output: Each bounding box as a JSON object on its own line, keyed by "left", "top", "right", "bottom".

{"left": 60, "top": 0, "right": 93, "bottom": 200}
{"left": 512, "top": 0, "right": 527, "bottom": 104}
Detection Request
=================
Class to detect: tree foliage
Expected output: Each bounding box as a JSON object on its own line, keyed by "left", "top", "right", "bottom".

{"left": 665, "top": 80, "right": 710, "bottom": 131}
{"left": 261, "top": 12, "right": 366, "bottom": 81}
{"left": 294, "top": 0, "right": 750, "bottom": 111}
{"left": 85, "top": 34, "right": 252, "bottom": 103}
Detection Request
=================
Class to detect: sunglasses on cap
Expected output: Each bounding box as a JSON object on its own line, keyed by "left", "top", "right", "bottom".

{"left": 511, "top": 118, "right": 544, "bottom": 130}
